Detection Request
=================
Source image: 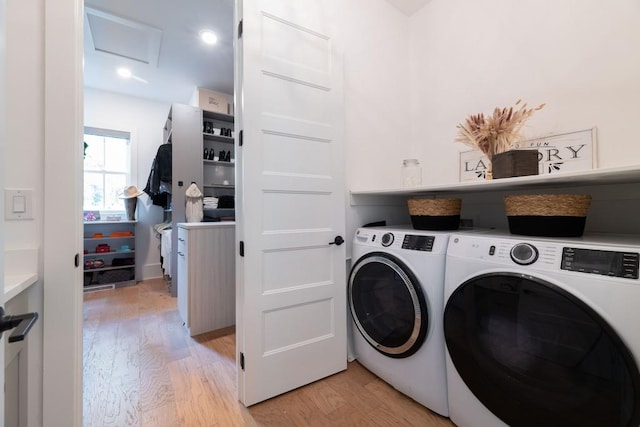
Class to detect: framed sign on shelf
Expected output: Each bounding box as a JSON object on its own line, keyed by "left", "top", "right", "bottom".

{"left": 459, "top": 128, "right": 597, "bottom": 182}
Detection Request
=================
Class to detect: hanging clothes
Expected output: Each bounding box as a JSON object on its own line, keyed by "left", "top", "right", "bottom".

{"left": 144, "top": 143, "right": 172, "bottom": 208}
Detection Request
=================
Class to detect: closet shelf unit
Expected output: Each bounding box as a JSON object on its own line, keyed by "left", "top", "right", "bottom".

{"left": 164, "top": 103, "right": 235, "bottom": 297}
{"left": 83, "top": 220, "right": 137, "bottom": 291}
{"left": 202, "top": 110, "right": 235, "bottom": 195}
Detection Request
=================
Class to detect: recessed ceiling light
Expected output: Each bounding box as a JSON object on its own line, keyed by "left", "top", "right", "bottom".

{"left": 200, "top": 30, "right": 218, "bottom": 45}
{"left": 117, "top": 67, "right": 132, "bottom": 79}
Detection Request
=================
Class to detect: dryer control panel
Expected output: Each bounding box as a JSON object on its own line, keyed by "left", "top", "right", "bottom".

{"left": 402, "top": 234, "right": 435, "bottom": 251}
{"left": 561, "top": 247, "right": 639, "bottom": 279}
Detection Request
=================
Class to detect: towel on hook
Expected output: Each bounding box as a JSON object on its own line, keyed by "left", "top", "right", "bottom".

{"left": 185, "top": 183, "right": 203, "bottom": 223}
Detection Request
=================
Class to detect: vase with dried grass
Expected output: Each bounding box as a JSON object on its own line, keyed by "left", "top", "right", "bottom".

{"left": 455, "top": 100, "right": 545, "bottom": 179}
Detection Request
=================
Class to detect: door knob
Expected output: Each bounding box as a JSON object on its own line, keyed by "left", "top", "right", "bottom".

{"left": 0, "top": 307, "right": 39, "bottom": 343}
{"left": 329, "top": 236, "right": 344, "bottom": 246}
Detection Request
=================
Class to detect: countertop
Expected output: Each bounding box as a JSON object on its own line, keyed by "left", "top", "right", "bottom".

{"left": 4, "top": 248, "right": 39, "bottom": 303}
{"left": 5, "top": 273, "right": 38, "bottom": 303}
{"left": 177, "top": 221, "right": 236, "bottom": 230}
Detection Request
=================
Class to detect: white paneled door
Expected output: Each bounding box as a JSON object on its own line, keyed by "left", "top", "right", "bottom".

{"left": 235, "top": 0, "right": 346, "bottom": 406}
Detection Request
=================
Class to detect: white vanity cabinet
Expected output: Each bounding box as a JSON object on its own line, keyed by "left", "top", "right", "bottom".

{"left": 176, "top": 222, "right": 235, "bottom": 336}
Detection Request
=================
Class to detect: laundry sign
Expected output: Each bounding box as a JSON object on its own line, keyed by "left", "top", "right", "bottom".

{"left": 459, "top": 128, "right": 597, "bottom": 181}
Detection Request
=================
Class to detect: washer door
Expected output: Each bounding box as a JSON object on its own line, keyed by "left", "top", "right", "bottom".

{"left": 349, "top": 252, "right": 428, "bottom": 358}
{"left": 444, "top": 272, "right": 640, "bottom": 427}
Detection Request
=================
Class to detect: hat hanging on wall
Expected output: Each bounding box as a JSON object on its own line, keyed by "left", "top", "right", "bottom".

{"left": 120, "top": 185, "right": 144, "bottom": 199}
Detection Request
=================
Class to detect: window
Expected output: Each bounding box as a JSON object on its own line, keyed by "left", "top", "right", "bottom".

{"left": 83, "top": 127, "right": 132, "bottom": 212}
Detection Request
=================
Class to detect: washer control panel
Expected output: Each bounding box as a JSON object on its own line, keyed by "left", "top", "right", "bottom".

{"left": 402, "top": 234, "right": 435, "bottom": 252}
{"left": 561, "top": 247, "right": 639, "bottom": 279}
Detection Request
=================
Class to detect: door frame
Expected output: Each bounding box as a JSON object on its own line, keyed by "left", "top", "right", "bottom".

{"left": 42, "top": 0, "right": 84, "bottom": 424}
{"left": 0, "top": 0, "right": 7, "bottom": 421}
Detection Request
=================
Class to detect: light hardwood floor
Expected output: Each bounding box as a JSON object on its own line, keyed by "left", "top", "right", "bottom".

{"left": 83, "top": 278, "right": 455, "bottom": 426}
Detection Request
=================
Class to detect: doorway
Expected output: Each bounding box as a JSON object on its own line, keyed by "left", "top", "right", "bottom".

{"left": 81, "top": 0, "right": 236, "bottom": 419}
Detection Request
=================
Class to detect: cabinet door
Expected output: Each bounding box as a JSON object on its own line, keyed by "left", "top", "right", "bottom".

{"left": 176, "top": 229, "right": 189, "bottom": 327}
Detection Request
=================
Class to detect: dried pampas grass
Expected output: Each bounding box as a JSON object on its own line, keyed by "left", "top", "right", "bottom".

{"left": 456, "top": 100, "right": 545, "bottom": 158}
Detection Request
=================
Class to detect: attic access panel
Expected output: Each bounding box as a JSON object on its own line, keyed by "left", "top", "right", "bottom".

{"left": 85, "top": 7, "right": 162, "bottom": 66}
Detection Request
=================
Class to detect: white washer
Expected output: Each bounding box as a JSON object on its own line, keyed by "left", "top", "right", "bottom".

{"left": 443, "top": 231, "right": 640, "bottom": 427}
{"left": 349, "top": 225, "right": 453, "bottom": 416}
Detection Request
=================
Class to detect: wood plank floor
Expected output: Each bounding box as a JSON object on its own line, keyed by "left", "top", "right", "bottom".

{"left": 83, "top": 278, "right": 455, "bottom": 426}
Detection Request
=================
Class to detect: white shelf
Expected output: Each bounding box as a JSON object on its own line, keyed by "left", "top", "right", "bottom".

{"left": 204, "top": 184, "right": 235, "bottom": 189}
{"left": 203, "top": 133, "right": 234, "bottom": 144}
{"left": 84, "top": 265, "right": 135, "bottom": 273}
{"left": 84, "top": 250, "right": 135, "bottom": 257}
{"left": 204, "top": 160, "right": 234, "bottom": 167}
{"left": 202, "top": 110, "right": 234, "bottom": 123}
{"left": 351, "top": 165, "right": 640, "bottom": 198}
{"left": 83, "top": 236, "right": 134, "bottom": 241}
{"left": 203, "top": 208, "right": 235, "bottom": 213}
{"left": 84, "top": 282, "right": 134, "bottom": 293}
{"left": 84, "top": 220, "right": 137, "bottom": 225}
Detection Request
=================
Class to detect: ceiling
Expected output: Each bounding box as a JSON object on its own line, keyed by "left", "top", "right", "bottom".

{"left": 385, "top": 0, "right": 431, "bottom": 16}
{"left": 83, "top": 0, "right": 234, "bottom": 104}
{"left": 83, "top": 0, "right": 430, "bottom": 105}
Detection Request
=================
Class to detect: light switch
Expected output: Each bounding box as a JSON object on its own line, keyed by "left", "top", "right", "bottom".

{"left": 13, "top": 195, "right": 26, "bottom": 213}
{"left": 5, "top": 189, "right": 33, "bottom": 220}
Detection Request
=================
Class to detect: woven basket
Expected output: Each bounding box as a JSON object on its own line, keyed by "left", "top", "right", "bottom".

{"left": 408, "top": 198, "right": 461, "bottom": 216}
{"left": 504, "top": 194, "right": 592, "bottom": 237}
{"left": 504, "top": 194, "right": 591, "bottom": 217}
{"left": 407, "top": 198, "right": 461, "bottom": 230}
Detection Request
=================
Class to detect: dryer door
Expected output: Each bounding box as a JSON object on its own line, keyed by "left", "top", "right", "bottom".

{"left": 444, "top": 272, "right": 640, "bottom": 427}
{"left": 349, "top": 252, "right": 428, "bottom": 358}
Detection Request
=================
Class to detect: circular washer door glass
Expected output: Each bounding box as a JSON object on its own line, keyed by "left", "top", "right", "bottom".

{"left": 349, "top": 253, "right": 428, "bottom": 358}
{"left": 444, "top": 272, "right": 640, "bottom": 427}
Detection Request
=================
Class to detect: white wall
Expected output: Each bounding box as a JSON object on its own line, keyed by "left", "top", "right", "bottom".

{"left": 409, "top": 0, "right": 640, "bottom": 185}
{"left": 341, "top": 0, "right": 413, "bottom": 192}
{"left": 341, "top": 0, "right": 417, "bottom": 251}
{"left": 345, "top": 0, "right": 640, "bottom": 239}
{"left": 5, "top": 0, "right": 43, "bottom": 249}
{"left": 84, "top": 88, "right": 171, "bottom": 280}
